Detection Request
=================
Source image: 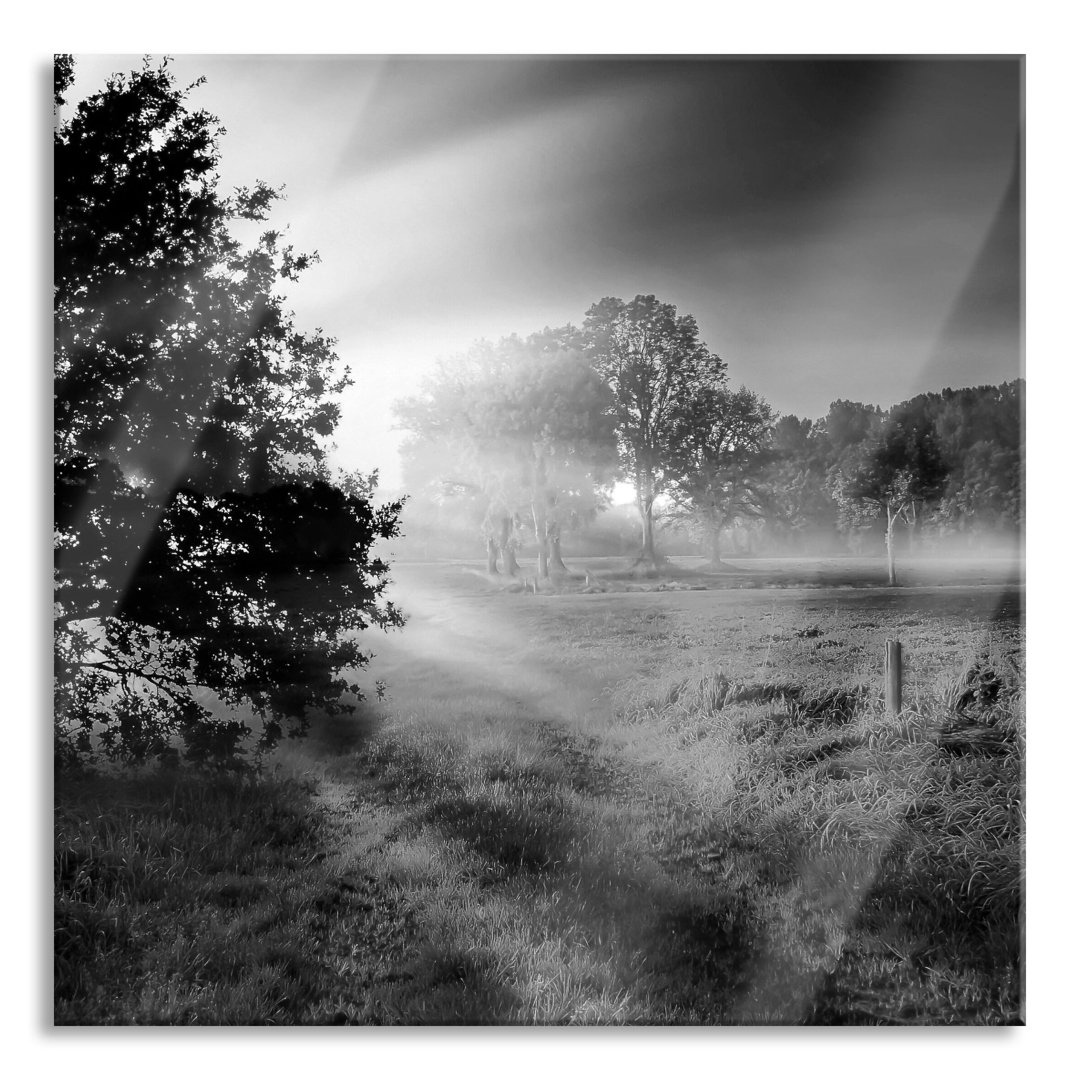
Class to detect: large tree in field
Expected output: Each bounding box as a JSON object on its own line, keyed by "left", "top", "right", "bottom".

{"left": 830, "top": 402, "right": 948, "bottom": 585}
{"left": 582, "top": 295, "right": 728, "bottom": 571}
{"left": 665, "top": 386, "right": 775, "bottom": 563}
{"left": 396, "top": 332, "right": 617, "bottom": 580}
{"left": 54, "top": 57, "right": 403, "bottom": 767}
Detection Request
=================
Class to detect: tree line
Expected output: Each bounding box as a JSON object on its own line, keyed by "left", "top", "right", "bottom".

{"left": 396, "top": 300, "right": 1023, "bottom": 582}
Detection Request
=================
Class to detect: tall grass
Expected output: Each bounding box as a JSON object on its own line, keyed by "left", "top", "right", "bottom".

{"left": 609, "top": 652, "right": 1023, "bottom": 1023}
{"left": 57, "top": 577, "right": 1023, "bottom": 1024}
{"left": 54, "top": 771, "right": 354, "bottom": 1024}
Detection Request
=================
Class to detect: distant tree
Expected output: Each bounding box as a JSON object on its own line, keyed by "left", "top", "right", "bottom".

{"left": 929, "top": 381, "right": 1024, "bottom": 542}
{"left": 754, "top": 384, "right": 1022, "bottom": 559}
{"left": 758, "top": 414, "right": 836, "bottom": 552}
{"left": 821, "top": 398, "right": 883, "bottom": 455}
{"left": 830, "top": 402, "right": 948, "bottom": 585}
{"left": 665, "top": 386, "right": 775, "bottom": 564}
{"left": 397, "top": 433, "right": 494, "bottom": 561}
{"left": 582, "top": 295, "right": 728, "bottom": 571}
{"left": 934, "top": 440, "right": 1023, "bottom": 541}
{"left": 54, "top": 56, "right": 403, "bottom": 767}
{"left": 813, "top": 400, "right": 886, "bottom": 553}
{"left": 395, "top": 331, "right": 617, "bottom": 579}
{"left": 396, "top": 341, "right": 512, "bottom": 573}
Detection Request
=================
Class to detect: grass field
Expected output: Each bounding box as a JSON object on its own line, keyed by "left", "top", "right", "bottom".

{"left": 54, "top": 556, "right": 1024, "bottom": 1025}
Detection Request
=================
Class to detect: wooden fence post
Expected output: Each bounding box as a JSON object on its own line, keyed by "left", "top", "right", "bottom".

{"left": 885, "top": 640, "right": 902, "bottom": 714}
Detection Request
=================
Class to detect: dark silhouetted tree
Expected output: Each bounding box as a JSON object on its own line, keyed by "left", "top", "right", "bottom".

{"left": 54, "top": 56, "right": 403, "bottom": 767}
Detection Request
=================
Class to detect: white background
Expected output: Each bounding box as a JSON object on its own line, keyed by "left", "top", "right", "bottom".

{"left": 10, "top": 1, "right": 1069, "bottom": 1073}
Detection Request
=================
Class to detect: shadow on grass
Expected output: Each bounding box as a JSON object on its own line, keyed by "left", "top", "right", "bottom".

{"left": 356, "top": 720, "right": 765, "bottom": 1022}
{"left": 54, "top": 767, "right": 524, "bottom": 1025}
{"left": 300, "top": 695, "right": 385, "bottom": 758}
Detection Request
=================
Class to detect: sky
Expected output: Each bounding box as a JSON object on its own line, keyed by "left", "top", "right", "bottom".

{"left": 64, "top": 54, "right": 1022, "bottom": 494}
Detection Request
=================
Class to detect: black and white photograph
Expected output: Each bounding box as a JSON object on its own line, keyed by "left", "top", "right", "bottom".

{"left": 50, "top": 45, "right": 1027, "bottom": 1033}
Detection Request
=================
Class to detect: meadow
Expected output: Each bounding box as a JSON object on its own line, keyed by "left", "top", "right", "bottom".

{"left": 54, "top": 556, "right": 1024, "bottom": 1025}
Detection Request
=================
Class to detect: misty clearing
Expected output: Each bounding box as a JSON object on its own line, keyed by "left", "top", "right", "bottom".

{"left": 53, "top": 54, "right": 1023, "bottom": 1031}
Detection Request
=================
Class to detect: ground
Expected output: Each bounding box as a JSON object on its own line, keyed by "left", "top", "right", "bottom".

{"left": 54, "top": 555, "right": 1024, "bottom": 1024}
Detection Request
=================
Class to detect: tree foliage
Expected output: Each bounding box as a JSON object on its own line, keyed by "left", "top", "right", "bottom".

{"left": 823, "top": 384, "right": 1023, "bottom": 562}
{"left": 54, "top": 56, "right": 403, "bottom": 768}
{"left": 927, "top": 381, "right": 1024, "bottom": 539}
{"left": 395, "top": 331, "right": 617, "bottom": 577}
{"left": 830, "top": 399, "right": 949, "bottom": 582}
{"left": 665, "top": 386, "right": 775, "bottom": 563}
{"left": 394, "top": 304, "right": 1020, "bottom": 568}
{"left": 756, "top": 414, "right": 837, "bottom": 551}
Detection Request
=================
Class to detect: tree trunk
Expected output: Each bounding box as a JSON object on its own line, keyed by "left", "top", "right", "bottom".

{"left": 629, "top": 503, "right": 666, "bottom": 575}
{"left": 710, "top": 529, "right": 723, "bottom": 567}
{"left": 628, "top": 471, "right": 663, "bottom": 574}
{"left": 549, "top": 526, "right": 569, "bottom": 575}
{"left": 634, "top": 496, "right": 660, "bottom": 567}
{"left": 886, "top": 506, "right": 897, "bottom": 586}
{"left": 532, "top": 500, "right": 549, "bottom": 580}
{"left": 502, "top": 542, "right": 520, "bottom": 576}
{"left": 498, "top": 516, "right": 519, "bottom": 576}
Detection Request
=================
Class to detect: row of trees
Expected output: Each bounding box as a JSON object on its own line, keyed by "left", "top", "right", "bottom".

{"left": 396, "top": 296, "right": 740, "bottom": 578}
{"left": 396, "top": 299, "right": 1023, "bottom": 581}
{"left": 55, "top": 57, "right": 403, "bottom": 767}
{"left": 772, "top": 384, "right": 1023, "bottom": 578}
